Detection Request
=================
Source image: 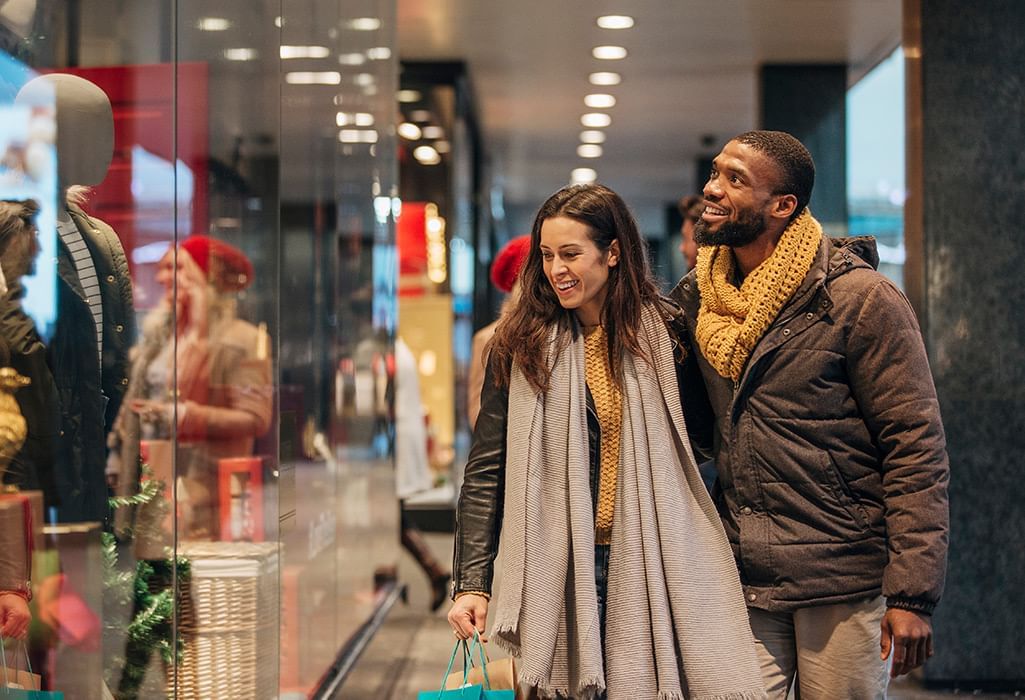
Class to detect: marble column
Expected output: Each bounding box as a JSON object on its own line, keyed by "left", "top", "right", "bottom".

{"left": 906, "top": 0, "right": 1025, "bottom": 686}
{"left": 759, "top": 64, "right": 848, "bottom": 230}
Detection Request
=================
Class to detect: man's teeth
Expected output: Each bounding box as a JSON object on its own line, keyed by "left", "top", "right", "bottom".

{"left": 557, "top": 280, "right": 578, "bottom": 290}
{"left": 705, "top": 205, "right": 727, "bottom": 216}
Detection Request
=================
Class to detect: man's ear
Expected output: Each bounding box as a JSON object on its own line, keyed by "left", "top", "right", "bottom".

{"left": 770, "top": 194, "right": 799, "bottom": 222}
{"left": 607, "top": 240, "right": 620, "bottom": 267}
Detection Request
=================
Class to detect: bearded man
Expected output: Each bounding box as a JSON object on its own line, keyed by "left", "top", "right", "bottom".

{"left": 671, "top": 130, "right": 949, "bottom": 699}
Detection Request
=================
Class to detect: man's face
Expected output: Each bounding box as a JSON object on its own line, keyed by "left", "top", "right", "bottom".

{"left": 693, "top": 140, "right": 781, "bottom": 249}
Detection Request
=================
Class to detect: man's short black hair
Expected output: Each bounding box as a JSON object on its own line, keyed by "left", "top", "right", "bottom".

{"left": 734, "top": 130, "right": 815, "bottom": 216}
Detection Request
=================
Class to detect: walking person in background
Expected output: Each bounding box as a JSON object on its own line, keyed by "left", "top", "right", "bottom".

{"left": 467, "top": 234, "right": 529, "bottom": 430}
{"left": 677, "top": 193, "right": 704, "bottom": 272}
{"left": 448, "top": 183, "right": 765, "bottom": 699}
{"left": 394, "top": 335, "right": 451, "bottom": 611}
{"left": 672, "top": 130, "right": 949, "bottom": 699}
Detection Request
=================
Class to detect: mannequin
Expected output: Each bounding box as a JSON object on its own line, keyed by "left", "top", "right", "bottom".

{"left": 15, "top": 74, "right": 134, "bottom": 523}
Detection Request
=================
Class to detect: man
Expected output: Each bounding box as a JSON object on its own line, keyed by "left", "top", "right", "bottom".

{"left": 671, "top": 130, "right": 949, "bottom": 698}
{"left": 677, "top": 193, "right": 704, "bottom": 271}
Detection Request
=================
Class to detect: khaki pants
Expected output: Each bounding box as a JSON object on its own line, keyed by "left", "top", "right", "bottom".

{"left": 748, "top": 596, "right": 889, "bottom": 700}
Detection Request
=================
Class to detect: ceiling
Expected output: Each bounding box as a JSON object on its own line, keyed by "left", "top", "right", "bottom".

{"left": 397, "top": 0, "right": 901, "bottom": 233}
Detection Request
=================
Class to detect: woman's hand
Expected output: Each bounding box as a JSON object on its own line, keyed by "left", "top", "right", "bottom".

{"left": 448, "top": 593, "right": 489, "bottom": 641}
{"left": 0, "top": 592, "right": 31, "bottom": 640}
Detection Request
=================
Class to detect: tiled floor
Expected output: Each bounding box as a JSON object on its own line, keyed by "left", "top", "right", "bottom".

{"left": 336, "top": 532, "right": 1022, "bottom": 700}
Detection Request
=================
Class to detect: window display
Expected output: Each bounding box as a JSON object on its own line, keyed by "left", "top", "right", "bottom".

{"left": 0, "top": 1, "right": 400, "bottom": 698}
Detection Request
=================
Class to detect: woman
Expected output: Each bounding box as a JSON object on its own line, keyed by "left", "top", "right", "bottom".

{"left": 447, "top": 185, "right": 764, "bottom": 699}
{"left": 109, "top": 235, "right": 272, "bottom": 541}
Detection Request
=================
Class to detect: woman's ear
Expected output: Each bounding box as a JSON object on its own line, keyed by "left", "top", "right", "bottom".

{"left": 607, "top": 240, "right": 620, "bottom": 267}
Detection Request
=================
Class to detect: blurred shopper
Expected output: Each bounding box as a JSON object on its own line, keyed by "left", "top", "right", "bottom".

{"left": 672, "top": 130, "right": 949, "bottom": 698}
{"left": 467, "top": 234, "right": 529, "bottom": 429}
{"left": 677, "top": 193, "right": 704, "bottom": 271}
{"left": 0, "top": 200, "right": 58, "bottom": 507}
{"left": 0, "top": 199, "right": 50, "bottom": 642}
{"left": 109, "top": 236, "right": 272, "bottom": 541}
{"left": 448, "top": 184, "right": 764, "bottom": 699}
{"left": 394, "top": 335, "right": 450, "bottom": 611}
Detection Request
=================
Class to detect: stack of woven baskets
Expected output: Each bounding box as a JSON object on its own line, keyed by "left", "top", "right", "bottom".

{"left": 176, "top": 541, "right": 281, "bottom": 699}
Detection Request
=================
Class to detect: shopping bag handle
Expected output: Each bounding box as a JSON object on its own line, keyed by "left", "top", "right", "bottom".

{"left": 434, "top": 635, "right": 474, "bottom": 699}
{"left": 0, "top": 637, "right": 37, "bottom": 692}
{"left": 467, "top": 631, "right": 492, "bottom": 690}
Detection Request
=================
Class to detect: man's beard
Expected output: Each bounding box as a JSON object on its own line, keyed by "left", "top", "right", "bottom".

{"left": 693, "top": 208, "right": 767, "bottom": 248}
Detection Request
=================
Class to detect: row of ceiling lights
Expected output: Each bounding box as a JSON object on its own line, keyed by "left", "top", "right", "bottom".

{"left": 397, "top": 93, "right": 449, "bottom": 166}
{"left": 571, "top": 14, "right": 633, "bottom": 186}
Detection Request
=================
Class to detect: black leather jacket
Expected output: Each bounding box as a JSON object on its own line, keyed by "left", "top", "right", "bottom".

{"left": 452, "top": 300, "right": 713, "bottom": 597}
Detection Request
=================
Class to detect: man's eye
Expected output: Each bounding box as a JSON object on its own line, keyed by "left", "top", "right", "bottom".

{"left": 730, "top": 174, "right": 742, "bottom": 184}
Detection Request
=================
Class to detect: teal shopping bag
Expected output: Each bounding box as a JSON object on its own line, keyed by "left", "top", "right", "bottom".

{"left": 418, "top": 632, "right": 514, "bottom": 700}
{"left": 1, "top": 639, "right": 63, "bottom": 699}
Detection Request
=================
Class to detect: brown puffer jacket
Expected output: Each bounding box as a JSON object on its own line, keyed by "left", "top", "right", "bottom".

{"left": 671, "top": 236, "right": 949, "bottom": 614}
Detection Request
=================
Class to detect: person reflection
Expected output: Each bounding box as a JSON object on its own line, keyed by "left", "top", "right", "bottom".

{"left": 0, "top": 199, "right": 51, "bottom": 641}
{"left": 109, "top": 236, "right": 272, "bottom": 541}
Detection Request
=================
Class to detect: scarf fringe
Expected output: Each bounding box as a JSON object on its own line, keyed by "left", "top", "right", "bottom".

{"left": 691, "top": 693, "right": 766, "bottom": 700}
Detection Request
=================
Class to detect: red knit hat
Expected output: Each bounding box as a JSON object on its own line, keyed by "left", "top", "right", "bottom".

{"left": 180, "top": 235, "right": 254, "bottom": 292}
{"left": 489, "top": 235, "right": 531, "bottom": 293}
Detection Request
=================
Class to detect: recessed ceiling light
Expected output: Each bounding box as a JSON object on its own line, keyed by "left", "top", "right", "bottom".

{"left": 397, "top": 90, "right": 422, "bottom": 103}
{"left": 571, "top": 168, "right": 597, "bottom": 184}
{"left": 339, "top": 129, "right": 378, "bottom": 143}
{"left": 577, "top": 144, "right": 603, "bottom": 158}
{"left": 422, "top": 125, "right": 445, "bottom": 139}
{"left": 398, "top": 122, "right": 423, "bottom": 140}
{"left": 592, "top": 46, "right": 628, "bottom": 60}
{"left": 354, "top": 73, "right": 375, "bottom": 86}
{"left": 410, "top": 109, "right": 432, "bottom": 122}
{"left": 281, "top": 45, "right": 330, "bottom": 59}
{"left": 581, "top": 113, "right": 612, "bottom": 128}
{"left": 414, "top": 145, "right": 442, "bottom": 165}
{"left": 223, "top": 48, "right": 257, "bottom": 61}
{"left": 274, "top": 16, "right": 283, "bottom": 28}
{"left": 197, "top": 17, "right": 231, "bottom": 31}
{"left": 589, "top": 72, "right": 622, "bottom": 86}
{"left": 337, "top": 112, "right": 375, "bottom": 127}
{"left": 347, "top": 17, "right": 381, "bottom": 31}
{"left": 434, "top": 140, "right": 451, "bottom": 153}
{"left": 597, "top": 15, "right": 634, "bottom": 29}
{"left": 580, "top": 130, "right": 606, "bottom": 144}
{"left": 584, "top": 93, "right": 616, "bottom": 109}
{"left": 367, "top": 47, "right": 392, "bottom": 60}
{"left": 286, "top": 72, "right": 341, "bottom": 85}
{"left": 338, "top": 53, "right": 367, "bottom": 65}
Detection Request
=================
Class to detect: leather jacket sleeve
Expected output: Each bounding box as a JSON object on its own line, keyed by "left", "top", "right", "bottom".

{"left": 452, "top": 356, "right": 508, "bottom": 597}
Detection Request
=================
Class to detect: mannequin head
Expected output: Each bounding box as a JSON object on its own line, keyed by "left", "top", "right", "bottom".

{"left": 15, "top": 74, "right": 114, "bottom": 192}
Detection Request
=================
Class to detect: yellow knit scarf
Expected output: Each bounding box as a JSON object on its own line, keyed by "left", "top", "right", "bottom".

{"left": 695, "top": 209, "right": 822, "bottom": 382}
{"left": 583, "top": 325, "right": 621, "bottom": 545}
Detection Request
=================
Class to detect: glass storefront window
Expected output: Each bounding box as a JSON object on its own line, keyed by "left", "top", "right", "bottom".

{"left": 1, "top": 2, "right": 398, "bottom": 698}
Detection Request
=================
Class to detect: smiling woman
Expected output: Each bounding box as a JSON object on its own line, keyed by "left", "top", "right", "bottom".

{"left": 447, "top": 183, "right": 765, "bottom": 699}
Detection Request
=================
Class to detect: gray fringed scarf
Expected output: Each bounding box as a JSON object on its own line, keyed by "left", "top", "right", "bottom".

{"left": 491, "top": 304, "right": 765, "bottom": 700}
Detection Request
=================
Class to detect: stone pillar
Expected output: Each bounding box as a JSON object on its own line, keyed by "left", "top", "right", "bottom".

{"left": 759, "top": 64, "right": 848, "bottom": 230}
{"left": 906, "top": 0, "right": 1025, "bottom": 687}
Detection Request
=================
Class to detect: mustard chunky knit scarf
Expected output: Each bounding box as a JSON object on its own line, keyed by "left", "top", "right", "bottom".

{"left": 695, "top": 209, "right": 822, "bottom": 382}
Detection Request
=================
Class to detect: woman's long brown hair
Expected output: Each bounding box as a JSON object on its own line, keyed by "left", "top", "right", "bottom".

{"left": 488, "top": 184, "right": 660, "bottom": 393}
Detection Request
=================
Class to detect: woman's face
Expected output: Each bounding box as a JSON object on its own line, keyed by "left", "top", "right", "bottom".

{"left": 539, "top": 216, "right": 618, "bottom": 327}
{"left": 155, "top": 248, "right": 202, "bottom": 305}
